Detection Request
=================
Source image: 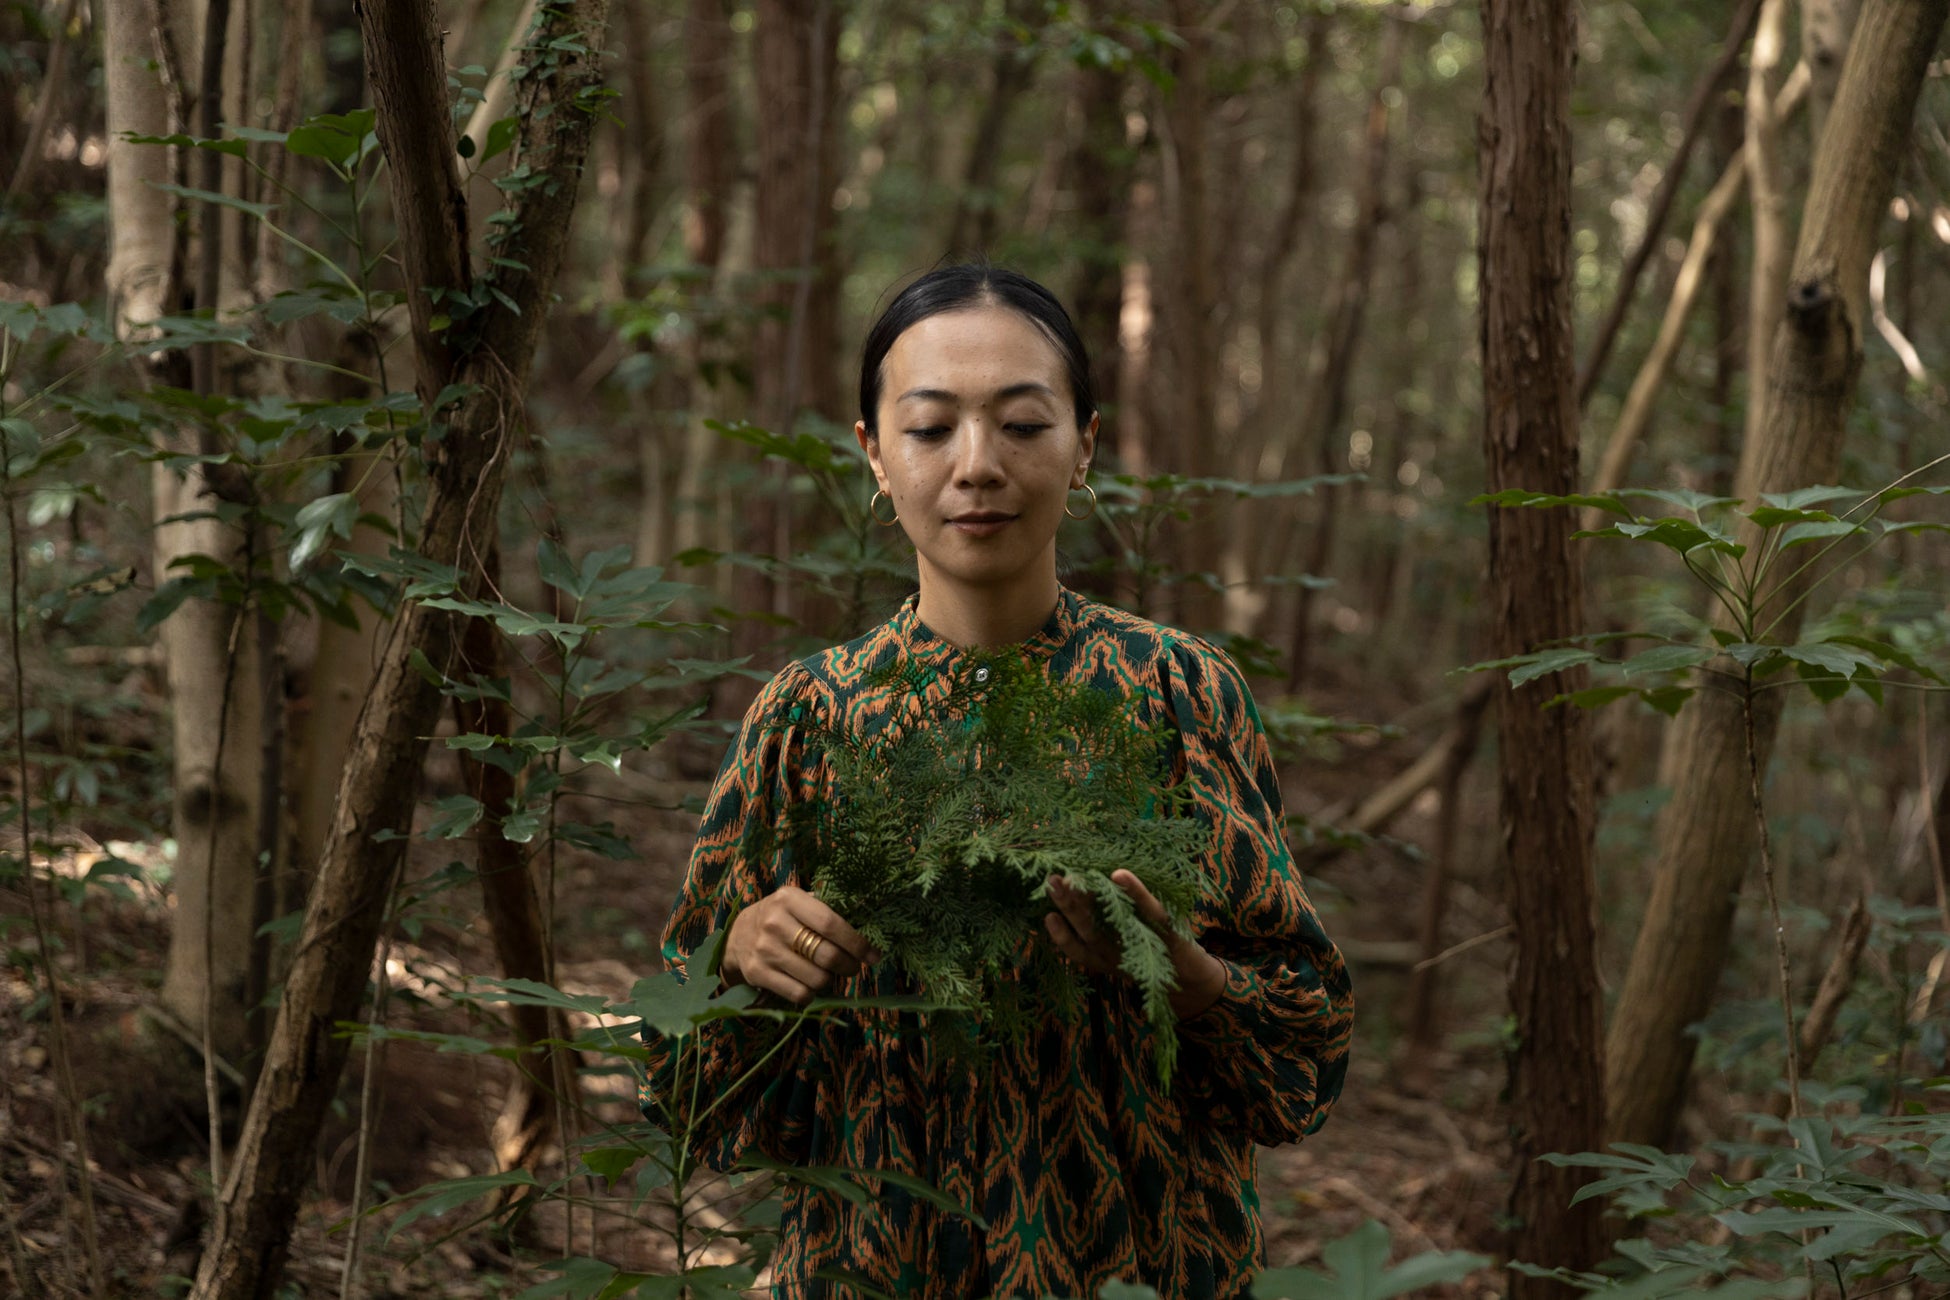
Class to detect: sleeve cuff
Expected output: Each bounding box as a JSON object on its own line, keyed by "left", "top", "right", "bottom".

{"left": 1176, "top": 957, "right": 1263, "bottom": 1053}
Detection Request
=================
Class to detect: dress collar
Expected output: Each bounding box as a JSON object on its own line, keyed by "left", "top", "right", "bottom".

{"left": 890, "top": 586, "right": 1080, "bottom": 669}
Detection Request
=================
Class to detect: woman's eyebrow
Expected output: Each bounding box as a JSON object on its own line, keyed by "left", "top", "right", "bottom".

{"left": 895, "top": 381, "right": 1058, "bottom": 404}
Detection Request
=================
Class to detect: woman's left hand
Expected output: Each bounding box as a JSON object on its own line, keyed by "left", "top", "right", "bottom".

{"left": 1044, "top": 870, "right": 1227, "bottom": 1020}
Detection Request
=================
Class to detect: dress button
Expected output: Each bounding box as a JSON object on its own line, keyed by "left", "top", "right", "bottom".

{"left": 974, "top": 666, "right": 990, "bottom": 683}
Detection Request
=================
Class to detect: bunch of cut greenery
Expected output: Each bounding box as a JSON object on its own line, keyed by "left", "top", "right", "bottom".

{"left": 761, "top": 651, "right": 1212, "bottom": 1083}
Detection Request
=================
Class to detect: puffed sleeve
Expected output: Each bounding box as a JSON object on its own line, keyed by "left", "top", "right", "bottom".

{"left": 1158, "top": 636, "right": 1354, "bottom": 1146}
{"left": 639, "top": 661, "right": 829, "bottom": 1170}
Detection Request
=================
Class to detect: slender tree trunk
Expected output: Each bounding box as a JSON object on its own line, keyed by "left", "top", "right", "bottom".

{"left": 1280, "top": 22, "right": 1400, "bottom": 685}
{"left": 1479, "top": 1, "right": 1608, "bottom": 1288}
{"left": 1741, "top": 0, "right": 1791, "bottom": 452}
{"left": 1707, "top": 95, "right": 1744, "bottom": 497}
{"left": 1605, "top": 0, "right": 1948, "bottom": 1151}
{"left": 1575, "top": 0, "right": 1762, "bottom": 409}
{"left": 945, "top": 3, "right": 1035, "bottom": 256}
{"left": 1067, "top": 30, "right": 1132, "bottom": 428}
{"left": 189, "top": 1, "right": 609, "bottom": 1291}
{"left": 670, "top": 0, "right": 733, "bottom": 563}
{"left": 1161, "top": 0, "right": 1221, "bottom": 632}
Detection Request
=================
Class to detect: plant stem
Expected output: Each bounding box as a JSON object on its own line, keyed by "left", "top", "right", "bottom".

{"left": 1743, "top": 666, "right": 1802, "bottom": 1122}
{"left": 2, "top": 404, "right": 104, "bottom": 1294}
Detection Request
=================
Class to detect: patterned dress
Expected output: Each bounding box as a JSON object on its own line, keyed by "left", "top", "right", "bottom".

{"left": 645, "top": 588, "right": 1354, "bottom": 1299}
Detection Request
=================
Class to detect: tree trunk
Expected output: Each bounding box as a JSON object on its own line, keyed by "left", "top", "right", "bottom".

{"left": 1161, "top": 0, "right": 1221, "bottom": 632}
{"left": 1604, "top": 0, "right": 1948, "bottom": 1151}
{"left": 1741, "top": 0, "right": 1791, "bottom": 453}
{"left": 1478, "top": 0, "right": 1609, "bottom": 1288}
{"left": 1280, "top": 21, "right": 1399, "bottom": 685}
{"left": 1066, "top": 28, "right": 1132, "bottom": 430}
{"left": 189, "top": 0, "right": 609, "bottom": 1292}
{"left": 669, "top": 0, "right": 734, "bottom": 564}
{"left": 727, "top": 0, "right": 840, "bottom": 699}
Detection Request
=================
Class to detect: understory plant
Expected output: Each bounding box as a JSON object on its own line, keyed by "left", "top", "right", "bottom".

{"left": 1467, "top": 469, "right": 1950, "bottom": 1295}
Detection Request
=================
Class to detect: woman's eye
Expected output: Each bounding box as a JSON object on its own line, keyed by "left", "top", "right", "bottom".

{"left": 1005, "top": 423, "right": 1051, "bottom": 436}
{"left": 905, "top": 425, "right": 951, "bottom": 439}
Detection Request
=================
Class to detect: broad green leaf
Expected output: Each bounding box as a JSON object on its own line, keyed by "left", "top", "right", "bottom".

{"left": 122, "top": 130, "right": 248, "bottom": 158}
{"left": 1619, "top": 487, "right": 1743, "bottom": 512}
{"left": 482, "top": 115, "right": 520, "bottom": 163}
{"left": 1778, "top": 519, "right": 1860, "bottom": 549}
{"left": 423, "top": 793, "right": 483, "bottom": 838}
{"left": 137, "top": 575, "right": 212, "bottom": 634}
{"left": 285, "top": 109, "right": 377, "bottom": 166}
{"left": 1508, "top": 647, "right": 1599, "bottom": 687}
{"left": 290, "top": 492, "right": 357, "bottom": 568}
{"left": 1779, "top": 642, "right": 1879, "bottom": 679}
{"left": 1550, "top": 685, "right": 1638, "bottom": 711}
{"left": 1746, "top": 505, "right": 1835, "bottom": 528}
{"left": 460, "top": 977, "right": 609, "bottom": 1017}
{"left": 1824, "top": 635, "right": 1945, "bottom": 683}
{"left": 1619, "top": 644, "right": 1714, "bottom": 677}
{"left": 1758, "top": 485, "right": 1859, "bottom": 510}
{"left": 1469, "top": 488, "right": 1632, "bottom": 516}
{"left": 1796, "top": 661, "right": 1850, "bottom": 703}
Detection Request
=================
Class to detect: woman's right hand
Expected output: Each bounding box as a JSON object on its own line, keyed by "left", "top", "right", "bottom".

{"left": 722, "top": 886, "right": 881, "bottom": 1005}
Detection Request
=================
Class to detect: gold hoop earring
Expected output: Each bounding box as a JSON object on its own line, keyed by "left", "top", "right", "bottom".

{"left": 870, "top": 488, "right": 899, "bottom": 527}
{"left": 1064, "top": 482, "right": 1098, "bottom": 522}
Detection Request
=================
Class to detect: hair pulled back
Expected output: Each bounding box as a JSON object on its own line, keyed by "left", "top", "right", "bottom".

{"left": 857, "top": 264, "right": 1096, "bottom": 438}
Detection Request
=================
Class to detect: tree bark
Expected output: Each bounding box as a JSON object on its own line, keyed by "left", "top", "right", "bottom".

{"left": 1802, "top": 0, "right": 1863, "bottom": 146}
{"left": 1604, "top": 0, "right": 1948, "bottom": 1151}
{"left": 1478, "top": 0, "right": 1609, "bottom": 1288}
{"left": 189, "top": 0, "right": 609, "bottom": 1292}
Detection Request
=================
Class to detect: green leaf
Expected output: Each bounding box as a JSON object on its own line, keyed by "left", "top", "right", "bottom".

{"left": 1253, "top": 1220, "right": 1489, "bottom": 1299}
{"left": 1508, "top": 647, "right": 1599, "bottom": 687}
{"left": 1823, "top": 634, "right": 1944, "bottom": 684}
{"left": 1468, "top": 488, "right": 1632, "bottom": 516}
{"left": 1779, "top": 642, "right": 1880, "bottom": 679}
{"left": 424, "top": 793, "right": 483, "bottom": 839}
{"left": 136, "top": 575, "right": 211, "bottom": 634}
{"left": 1619, "top": 644, "right": 1715, "bottom": 677}
{"left": 1619, "top": 487, "right": 1743, "bottom": 512}
{"left": 150, "top": 182, "right": 276, "bottom": 222}
{"left": 1759, "top": 485, "right": 1859, "bottom": 511}
{"left": 482, "top": 115, "right": 520, "bottom": 163}
{"left": 1777, "top": 519, "right": 1860, "bottom": 549}
{"left": 1746, "top": 505, "right": 1836, "bottom": 528}
{"left": 284, "top": 109, "right": 376, "bottom": 166}
{"left": 378, "top": 1169, "right": 536, "bottom": 1242}
{"left": 290, "top": 492, "right": 358, "bottom": 568}
{"left": 578, "top": 1144, "right": 641, "bottom": 1182}
{"left": 1639, "top": 685, "right": 1695, "bottom": 716}
{"left": 459, "top": 977, "right": 609, "bottom": 1017}
{"left": 1550, "top": 685, "right": 1637, "bottom": 711}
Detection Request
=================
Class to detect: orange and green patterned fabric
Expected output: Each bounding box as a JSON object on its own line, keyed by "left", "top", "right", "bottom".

{"left": 644, "top": 588, "right": 1354, "bottom": 1299}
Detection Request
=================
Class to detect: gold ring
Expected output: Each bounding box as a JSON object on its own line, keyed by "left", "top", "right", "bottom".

{"left": 792, "top": 924, "right": 825, "bottom": 963}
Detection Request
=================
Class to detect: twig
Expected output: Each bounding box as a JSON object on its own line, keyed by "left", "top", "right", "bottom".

{"left": 2, "top": 390, "right": 103, "bottom": 1294}
{"left": 338, "top": 878, "right": 403, "bottom": 1300}
{"left": 1410, "top": 924, "right": 1512, "bottom": 973}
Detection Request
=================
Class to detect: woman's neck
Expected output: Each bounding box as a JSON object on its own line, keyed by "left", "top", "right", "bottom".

{"left": 914, "top": 567, "right": 1061, "bottom": 650}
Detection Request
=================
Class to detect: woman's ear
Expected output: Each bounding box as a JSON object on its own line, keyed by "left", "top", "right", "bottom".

{"left": 855, "top": 419, "right": 889, "bottom": 490}
{"left": 1073, "top": 412, "right": 1100, "bottom": 487}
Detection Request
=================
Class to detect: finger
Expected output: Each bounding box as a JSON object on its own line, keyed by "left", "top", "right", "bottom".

{"left": 1111, "top": 870, "right": 1173, "bottom": 928}
{"left": 1046, "top": 876, "right": 1100, "bottom": 945}
{"left": 780, "top": 894, "right": 879, "bottom": 968}
{"left": 756, "top": 944, "right": 831, "bottom": 1001}
{"left": 1044, "top": 910, "right": 1117, "bottom": 976}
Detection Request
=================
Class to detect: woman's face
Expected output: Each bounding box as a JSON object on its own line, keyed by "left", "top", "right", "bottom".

{"left": 855, "top": 304, "right": 1097, "bottom": 599}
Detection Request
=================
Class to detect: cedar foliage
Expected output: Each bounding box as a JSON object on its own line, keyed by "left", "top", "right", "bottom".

{"left": 762, "top": 652, "right": 1210, "bottom": 1081}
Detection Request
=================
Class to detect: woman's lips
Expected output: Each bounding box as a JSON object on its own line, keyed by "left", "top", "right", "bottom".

{"left": 948, "top": 513, "right": 1016, "bottom": 537}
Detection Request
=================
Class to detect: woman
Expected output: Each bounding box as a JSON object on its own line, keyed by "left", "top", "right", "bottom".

{"left": 649, "top": 265, "right": 1353, "bottom": 1299}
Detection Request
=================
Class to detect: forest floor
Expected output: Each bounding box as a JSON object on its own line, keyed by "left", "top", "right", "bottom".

{"left": 1, "top": 685, "right": 1656, "bottom": 1298}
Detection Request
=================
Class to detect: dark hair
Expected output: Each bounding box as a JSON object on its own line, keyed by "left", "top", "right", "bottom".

{"left": 857, "top": 264, "right": 1097, "bottom": 438}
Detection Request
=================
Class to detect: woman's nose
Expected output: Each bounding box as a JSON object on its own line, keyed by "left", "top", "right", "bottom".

{"left": 953, "top": 420, "right": 1005, "bottom": 487}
